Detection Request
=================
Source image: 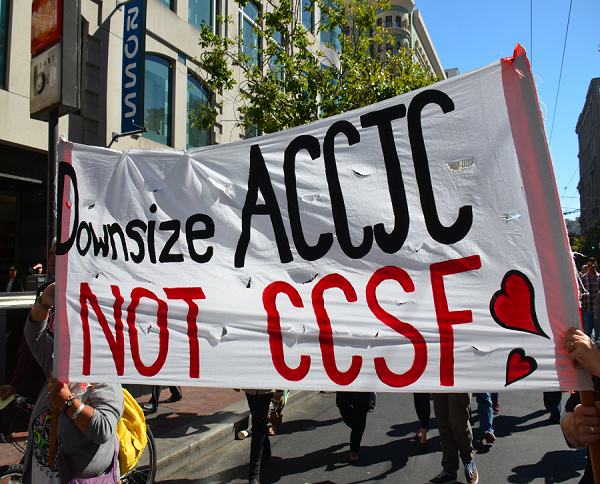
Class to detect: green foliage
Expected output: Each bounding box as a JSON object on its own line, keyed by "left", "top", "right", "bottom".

{"left": 191, "top": 0, "right": 439, "bottom": 135}
{"left": 573, "top": 222, "right": 600, "bottom": 267}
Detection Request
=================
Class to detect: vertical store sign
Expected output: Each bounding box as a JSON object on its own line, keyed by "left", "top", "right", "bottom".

{"left": 121, "top": 0, "right": 146, "bottom": 133}
{"left": 30, "top": 0, "right": 80, "bottom": 120}
{"left": 30, "top": 0, "right": 63, "bottom": 115}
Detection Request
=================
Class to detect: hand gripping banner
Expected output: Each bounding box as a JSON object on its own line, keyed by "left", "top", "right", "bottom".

{"left": 53, "top": 46, "right": 589, "bottom": 392}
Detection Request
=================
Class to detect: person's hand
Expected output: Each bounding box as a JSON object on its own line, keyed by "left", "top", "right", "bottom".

{"left": 41, "top": 283, "right": 55, "bottom": 308}
{"left": 0, "top": 384, "right": 16, "bottom": 401}
{"left": 48, "top": 377, "right": 72, "bottom": 408}
{"left": 572, "top": 402, "right": 600, "bottom": 446}
{"left": 564, "top": 327, "right": 600, "bottom": 376}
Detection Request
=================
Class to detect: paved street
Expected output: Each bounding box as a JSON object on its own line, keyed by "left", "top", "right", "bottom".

{"left": 163, "top": 391, "right": 587, "bottom": 484}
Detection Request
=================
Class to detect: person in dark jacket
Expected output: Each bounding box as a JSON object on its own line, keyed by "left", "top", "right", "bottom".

{"left": 6, "top": 265, "right": 24, "bottom": 292}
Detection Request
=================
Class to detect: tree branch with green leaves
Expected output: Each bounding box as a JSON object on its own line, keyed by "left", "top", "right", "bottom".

{"left": 191, "top": 0, "right": 440, "bottom": 136}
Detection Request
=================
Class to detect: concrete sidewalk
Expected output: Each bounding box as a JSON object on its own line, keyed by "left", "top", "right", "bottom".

{"left": 0, "top": 387, "right": 316, "bottom": 481}
{"left": 146, "top": 388, "right": 317, "bottom": 481}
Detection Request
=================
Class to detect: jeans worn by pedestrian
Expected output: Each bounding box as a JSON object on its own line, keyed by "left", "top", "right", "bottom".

{"left": 582, "top": 311, "right": 599, "bottom": 341}
{"left": 474, "top": 393, "right": 495, "bottom": 443}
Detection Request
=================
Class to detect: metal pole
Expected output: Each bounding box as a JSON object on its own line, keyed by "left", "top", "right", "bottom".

{"left": 47, "top": 109, "right": 58, "bottom": 259}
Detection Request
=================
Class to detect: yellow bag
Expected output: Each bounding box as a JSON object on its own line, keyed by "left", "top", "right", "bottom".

{"left": 116, "top": 389, "right": 148, "bottom": 476}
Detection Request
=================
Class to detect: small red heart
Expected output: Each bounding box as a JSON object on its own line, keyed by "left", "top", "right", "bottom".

{"left": 490, "top": 270, "right": 548, "bottom": 339}
{"left": 66, "top": 201, "right": 72, "bottom": 209}
{"left": 505, "top": 348, "right": 537, "bottom": 386}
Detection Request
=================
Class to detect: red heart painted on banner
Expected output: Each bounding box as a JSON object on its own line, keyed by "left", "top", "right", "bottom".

{"left": 489, "top": 270, "right": 549, "bottom": 339}
{"left": 505, "top": 348, "right": 538, "bottom": 386}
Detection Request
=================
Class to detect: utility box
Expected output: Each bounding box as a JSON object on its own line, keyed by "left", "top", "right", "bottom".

{"left": 26, "top": 274, "right": 49, "bottom": 292}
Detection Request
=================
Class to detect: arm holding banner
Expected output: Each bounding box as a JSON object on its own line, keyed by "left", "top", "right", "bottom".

{"left": 25, "top": 283, "right": 55, "bottom": 375}
{"left": 563, "top": 328, "right": 600, "bottom": 483}
{"left": 561, "top": 395, "right": 600, "bottom": 449}
{"left": 564, "top": 328, "right": 600, "bottom": 378}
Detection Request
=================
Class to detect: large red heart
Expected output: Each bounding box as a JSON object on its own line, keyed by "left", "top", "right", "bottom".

{"left": 505, "top": 348, "right": 538, "bottom": 386}
{"left": 490, "top": 270, "right": 549, "bottom": 339}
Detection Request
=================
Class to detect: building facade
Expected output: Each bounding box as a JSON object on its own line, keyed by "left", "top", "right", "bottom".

{"left": 577, "top": 78, "right": 600, "bottom": 234}
{"left": 0, "top": 0, "right": 444, "bottom": 287}
{"left": 374, "top": 0, "right": 444, "bottom": 78}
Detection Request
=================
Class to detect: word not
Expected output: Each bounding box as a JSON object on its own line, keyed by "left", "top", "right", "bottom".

{"left": 78, "top": 255, "right": 480, "bottom": 388}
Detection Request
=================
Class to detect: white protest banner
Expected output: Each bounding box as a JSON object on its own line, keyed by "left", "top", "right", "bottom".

{"left": 53, "top": 46, "right": 588, "bottom": 392}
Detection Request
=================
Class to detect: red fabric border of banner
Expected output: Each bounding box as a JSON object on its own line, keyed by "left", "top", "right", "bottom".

{"left": 501, "top": 44, "right": 585, "bottom": 390}
{"left": 55, "top": 141, "right": 72, "bottom": 381}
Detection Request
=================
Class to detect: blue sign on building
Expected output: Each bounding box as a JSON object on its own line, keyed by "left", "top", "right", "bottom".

{"left": 121, "top": 0, "right": 146, "bottom": 133}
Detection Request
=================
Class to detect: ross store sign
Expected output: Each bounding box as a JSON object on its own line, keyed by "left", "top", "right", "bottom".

{"left": 31, "top": 0, "right": 63, "bottom": 56}
{"left": 121, "top": 0, "right": 146, "bottom": 133}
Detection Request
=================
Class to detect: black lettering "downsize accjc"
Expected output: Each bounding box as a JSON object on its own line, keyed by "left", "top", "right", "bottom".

{"left": 56, "top": 89, "right": 472, "bottom": 267}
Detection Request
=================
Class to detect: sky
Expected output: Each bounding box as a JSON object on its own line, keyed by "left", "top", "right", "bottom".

{"left": 416, "top": 0, "right": 599, "bottom": 221}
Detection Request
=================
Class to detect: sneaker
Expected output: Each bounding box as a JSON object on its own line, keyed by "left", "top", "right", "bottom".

{"left": 484, "top": 431, "right": 496, "bottom": 444}
{"left": 464, "top": 460, "right": 479, "bottom": 484}
{"left": 428, "top": 470, "right": 457, "bottom": 483}
{"left": 492, "top": 398, "right": 500, "bottom": 413}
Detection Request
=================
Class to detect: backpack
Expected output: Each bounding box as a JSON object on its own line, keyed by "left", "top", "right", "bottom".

{"left": 116, "top": 389, "right": 148, "bottom": 476}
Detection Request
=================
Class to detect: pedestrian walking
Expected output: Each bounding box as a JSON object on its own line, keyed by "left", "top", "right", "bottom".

{"left": 428, "top": 393, "right": 479, "bottom": 483}
{"left": 474, "top": 393, "right": 495, "bottom": 444}
{"left": 143, "top": 385, "right": 182, "bottom": 414}
{"left": 580, "top": 257, "right": 600, "bottom": 341}
{"left": 336, "top": 391, "right": 371, "bottom": 463}
{"left": 413, "top": 393, "right": 431, "bottom": 452}
{"left": 244, "top": 389, "right": 274, "bottom": 484}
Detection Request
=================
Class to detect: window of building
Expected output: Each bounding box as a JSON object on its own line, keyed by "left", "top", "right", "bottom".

{"left": 187, "top": 74, "right": 211, "bottom": 149}
{"left": 385, "top": 16, "right": 392, "bottom": 27}
{"left": 245, "top": 125, "right": 260, "bottom": 139}
{"left": 302, "top": 0, "right": 313, "bottom": 32}
{"left": 376, "top": 17, "right": 382, "bottom": 27}
{"left": 156, "top": 0, "right": 174, "bottom": 10}
{"left": 270, "top": 31, "right": 284, "bottom": 80}
{"left": 240, "top": 1, "right": 261, "bottom": 67}
{"left": 143, "top": 54, "right": 172, "bottom": 146}
{"left": 320, "top": 0, "right": 341, "bottom": 52}
{"left": 395, "top": 16, "right": 400, "bottom": 27}
{"left": 189, "top": 0, "right": 219, "bottom": 33}
{"left": 0, "top": 0, "right": 9, "bottom": 89}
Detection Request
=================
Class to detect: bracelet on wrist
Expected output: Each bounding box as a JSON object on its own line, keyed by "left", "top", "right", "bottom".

{"left": 72, "top": 402, "right": 86, "bottom": 421}
{"left": 63, "top": 394, "right": 76, "bottom": 411}
{"left": 36, "top": 296, "right": 53, "bottom": 311}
